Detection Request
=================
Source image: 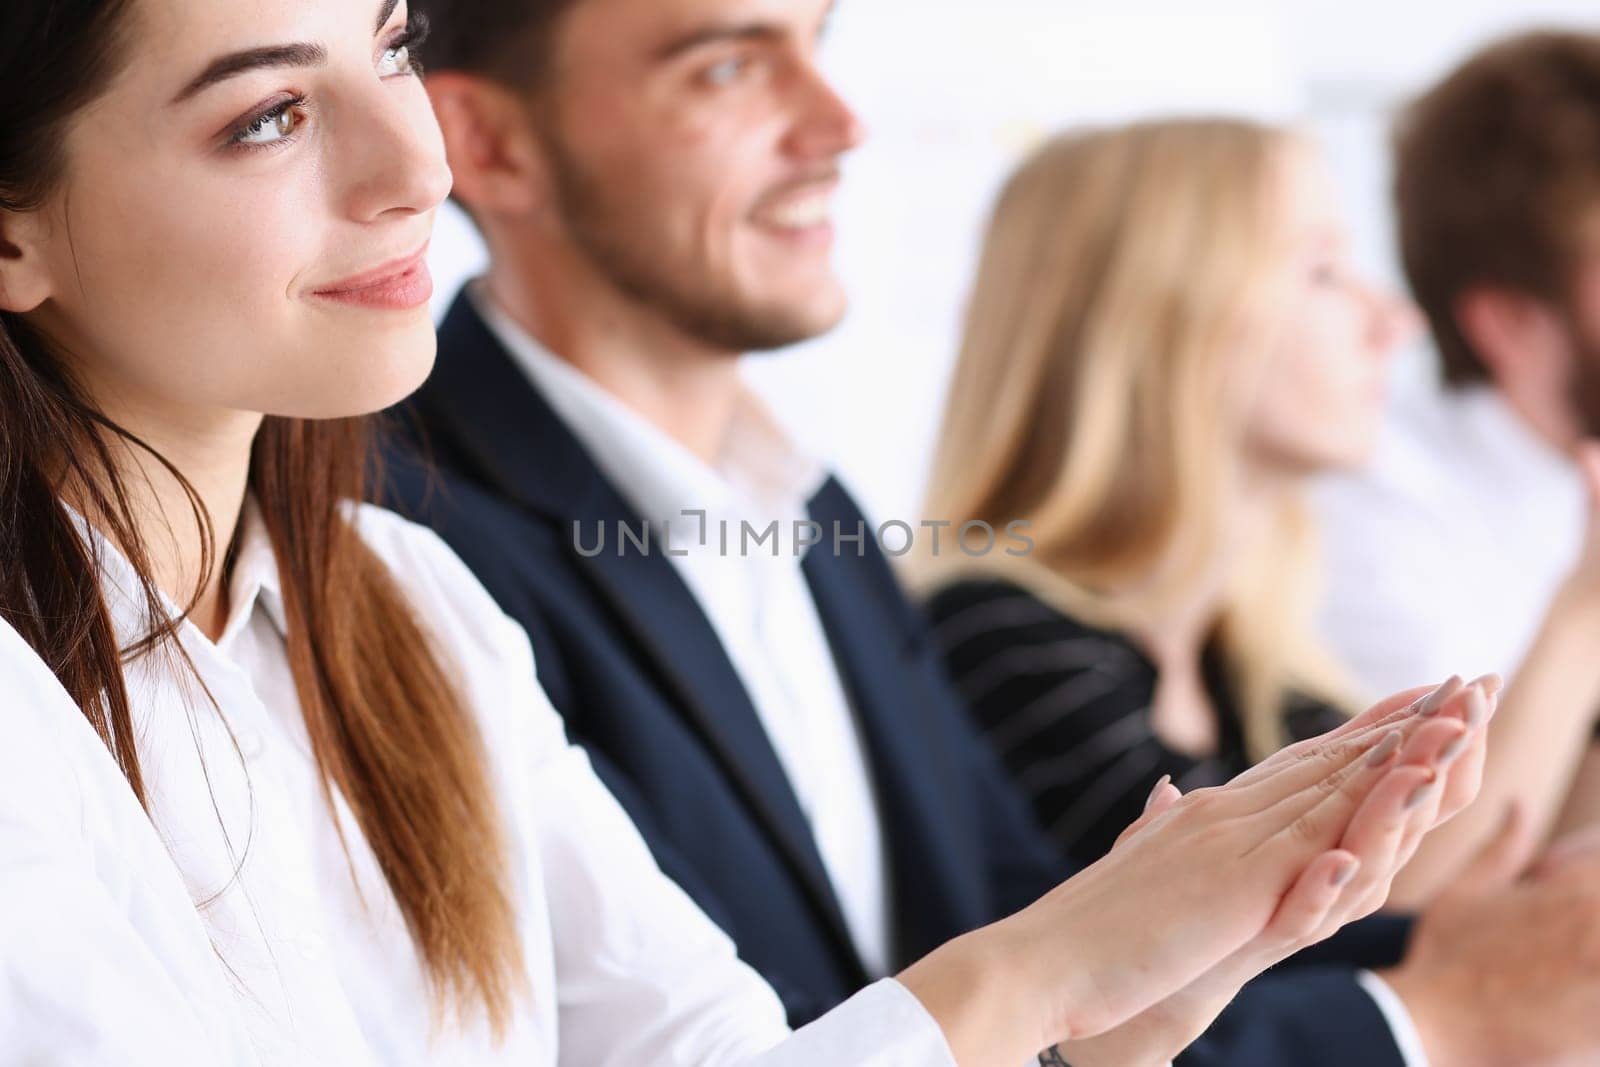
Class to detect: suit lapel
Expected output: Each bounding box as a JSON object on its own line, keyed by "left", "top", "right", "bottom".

{"left": 802, "top": 481, "right": 985, "bottom": 961}
{"left": 570, "top": 537, "right": 862, "bottom": 967}
{"left": 413, "top": 295, "right": 864, "bottom": 974}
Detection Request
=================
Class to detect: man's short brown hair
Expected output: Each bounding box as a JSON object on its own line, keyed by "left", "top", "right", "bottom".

{"left": 1395, "top": 31, "right": 1600, "bottom": 386}
{"left": 415, "top": 0, "right": 580, "bottom": 88}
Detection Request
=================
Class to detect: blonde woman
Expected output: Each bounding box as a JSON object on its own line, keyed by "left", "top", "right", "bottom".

{"left": 922, "top": 120, "right": 1459, "bottom": 887}
{"left": 0, "top": 6, "right": 1494, "bottom": 1066}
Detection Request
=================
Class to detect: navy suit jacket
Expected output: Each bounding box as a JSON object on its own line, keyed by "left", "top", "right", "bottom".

{"left": 383, "top": 292, "right": 1413, "bottom": 1066}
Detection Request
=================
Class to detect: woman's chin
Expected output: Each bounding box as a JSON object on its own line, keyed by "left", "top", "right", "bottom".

{"left": 258, "top": 353, "right": 438, "bottom": 420}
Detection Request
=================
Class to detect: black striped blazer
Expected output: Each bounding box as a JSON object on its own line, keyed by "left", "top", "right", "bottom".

{"left": 928, "top": 577, "right": 1346, "bottom": 867}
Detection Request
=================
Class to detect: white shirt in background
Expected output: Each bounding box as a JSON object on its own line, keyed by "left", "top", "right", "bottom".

{"left": 475, "top": 284, "right": 893, "bottom": 979}
{"left": 0, "top": 501, "right": 953, "bottom": 1065}
{"left": 1316, "top": 383, "right": 1585, "bottom": 700}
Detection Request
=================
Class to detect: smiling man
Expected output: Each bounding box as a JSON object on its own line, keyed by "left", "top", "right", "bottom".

{"left": 386, "top": 2, "right": 1600, "bottom": 1064}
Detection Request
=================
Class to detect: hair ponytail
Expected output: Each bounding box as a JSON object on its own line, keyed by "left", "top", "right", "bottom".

{"left": 1, "top": 0, "right": 525, "bottom": 1038}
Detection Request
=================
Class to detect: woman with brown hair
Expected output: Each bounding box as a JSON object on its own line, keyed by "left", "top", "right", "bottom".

{"left": 921, "top": 120, "right": 1477, "bottom": 906}
{"left": 0, "top": 4, "right": 1488, "bottom": 1063}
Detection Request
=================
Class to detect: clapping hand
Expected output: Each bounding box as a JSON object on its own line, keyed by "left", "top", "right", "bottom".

{"left": 1038, "top": 675, "right": 1496, "bottom": 1066}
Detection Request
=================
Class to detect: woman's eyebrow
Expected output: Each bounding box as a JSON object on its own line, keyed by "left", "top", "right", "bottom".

{"left": 170, "top": 0, "right": 402, "bottom": 107}
{"left": 170, "top": 43, "right": 327, "bottom": 105}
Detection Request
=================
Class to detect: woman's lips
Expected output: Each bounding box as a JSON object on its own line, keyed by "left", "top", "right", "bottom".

{"left": 312, "top": 245, "right": 433, "bottom": 311}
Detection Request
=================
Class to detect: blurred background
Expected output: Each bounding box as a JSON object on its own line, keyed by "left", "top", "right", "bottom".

{"left": 428, "top": 0, "right": 1600, "bottom": 523}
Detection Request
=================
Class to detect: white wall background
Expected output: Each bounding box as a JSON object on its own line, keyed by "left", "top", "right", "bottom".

{"left": 427, "top": 0, "right": 1600, "bottom": 523}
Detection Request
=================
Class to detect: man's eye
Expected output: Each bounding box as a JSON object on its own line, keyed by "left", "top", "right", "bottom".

{"left": 703, "top": 57, "right": 751, "bottom": 87}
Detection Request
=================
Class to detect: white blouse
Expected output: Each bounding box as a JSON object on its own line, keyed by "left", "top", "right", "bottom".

{"left": 0, "top": 501, "right": 955, "bottom": 1066}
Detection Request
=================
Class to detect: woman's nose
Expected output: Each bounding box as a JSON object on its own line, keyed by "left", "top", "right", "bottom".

{"left": 340, "top": 85, "right": 454, "bottom": 223}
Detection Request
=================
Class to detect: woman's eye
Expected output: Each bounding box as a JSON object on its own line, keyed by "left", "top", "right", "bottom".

{"left": 233, "top": 100, "right": 303, "bottom": 148}
{"left": 378, "top": 43, "right": 415, "bottom": 77}
{"left": 379, "top": 17, "right": 430, "bottom": 77}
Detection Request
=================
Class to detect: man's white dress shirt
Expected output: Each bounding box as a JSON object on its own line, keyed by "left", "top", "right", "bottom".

{"left": 477, "top": 286, "right": 1422, "bottom": 1067}
{"left": 1316, "top": 383, "right": 1585, "bottom": 699}
{"left": 0, "top": 500, "right": 954, "bottom": 1065}
{"left": 476, "top": 285, "right": 893, "bottom": 978}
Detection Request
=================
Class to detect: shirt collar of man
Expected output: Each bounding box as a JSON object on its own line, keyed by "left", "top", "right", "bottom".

{"left": 1454, "top": 382, "right": 1582, "bottom": 489}
{"left": 470, "top": 279, "right": 826, "bottom": 552}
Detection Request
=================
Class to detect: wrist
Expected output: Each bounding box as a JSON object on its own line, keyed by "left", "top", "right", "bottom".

{"left": 1050, "top": 1035, "right": 1173, "bottom": 1067}
{"left": 899, "top": 923, "right": 1053, "bottom": 1067}
{"left": 1005, "top": 889, "right": 1120, "bottom": 1049}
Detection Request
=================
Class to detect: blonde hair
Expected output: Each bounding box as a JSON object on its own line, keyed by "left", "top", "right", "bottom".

{"left": 920, "top": 118, "right": 1350, "bottom": 762}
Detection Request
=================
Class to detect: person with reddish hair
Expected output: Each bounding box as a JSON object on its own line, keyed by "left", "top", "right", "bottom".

{"left": 1320, "top": 30, "right": 1600, "bottom": 905}
{"left": 0, "top": 0, "right": 1493, "bottom": 1063}
{"left": 389, "top": 1, "right": 1600, "bottom": 1064}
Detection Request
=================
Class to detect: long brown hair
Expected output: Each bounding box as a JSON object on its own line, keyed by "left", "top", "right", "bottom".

{"left": 920, "top": 120, "right": 1351, "bottom": 761}
{"left": 0, "top": 0, "right": 524, "bottom": 1037}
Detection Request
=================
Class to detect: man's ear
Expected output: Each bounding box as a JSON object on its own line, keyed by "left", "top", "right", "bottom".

{"left": 1454, "top": 285, "right": 1568, "bottom": 381}
{"left": 426, "top": 72, "right": 552, "bottom": 223}
{"left": 0, "top": 210, "right": 53, "bottom": 314}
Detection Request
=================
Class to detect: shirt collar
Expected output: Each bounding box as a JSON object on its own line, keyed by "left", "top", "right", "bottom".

{"left": 223, "top": 496, "right": 287, "bottom": 644}
{"left": 469, "top": 279, "right": 826, "bottom": 535}
{"left": 68, "top": 495, "right": 287, "bottom": 656}
{"left": 1454, "top": 384, "right": 1583, "bottom": 490}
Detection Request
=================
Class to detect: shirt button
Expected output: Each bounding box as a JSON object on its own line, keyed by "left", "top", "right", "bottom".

{"left": 295, "top": 935, "right": 325, "bottom": 961}
{"left": 237, "top": 731, "right": 266, "bottom": 760}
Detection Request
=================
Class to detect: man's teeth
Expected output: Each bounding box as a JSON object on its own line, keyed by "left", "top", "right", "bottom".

{"left": 760, "top": 194, "right": 832, "bottom": 229}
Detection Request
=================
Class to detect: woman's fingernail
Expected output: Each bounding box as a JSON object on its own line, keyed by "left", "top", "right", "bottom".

{"left": 1330, "top": 857, "right": 1361, "bottom": 888}
{"left": 1438, "top": 732, "right": 1470, "bottom": 767}
{"left": 1464, "top": 686, "right": 1489, "bottom": 729}
{"left": 1468, "top": 673, "right": 1502, "bottom": 699}
{"left": 1366, "top": 731, "right": 1402, "bottom": 768}
{"left": 1420, "top": 675, "right": 1464, "bottom": 716}
{"left": 1144, "top": 774, "right": 1172, "bottom": 813}
{"left": 1405, "top": 777, "right": 1440, "bottom": 811}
